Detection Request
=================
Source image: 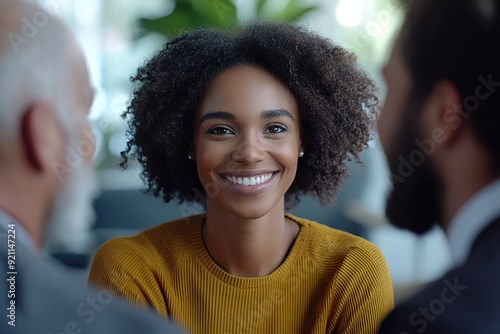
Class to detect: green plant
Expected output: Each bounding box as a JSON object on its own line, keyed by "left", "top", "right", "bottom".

{"left": 138, "top": 0, "right": 319, "bottom": 37}
{"left": 256, "top": 0, "right": 319, "bottom": 22}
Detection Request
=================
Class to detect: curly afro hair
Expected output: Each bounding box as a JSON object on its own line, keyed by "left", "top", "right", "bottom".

{"left": 121, "top": 21, "right": 378, "bottom": 209}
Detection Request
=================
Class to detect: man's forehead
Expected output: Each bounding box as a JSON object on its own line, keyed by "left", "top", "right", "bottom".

{"left": 0, "top": 1, "right": 39, "bottom": 30}
{"left": 0, "top": 2, "right": 70, "bottom": 55}
{"left": 0, "top": 2, "right": 25, "bottom": 52}
{"left": 66, "top": 37, "right": 91, "bottom": 88}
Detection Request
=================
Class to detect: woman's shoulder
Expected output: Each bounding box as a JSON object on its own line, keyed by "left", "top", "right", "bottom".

{"left": 139, "top": 213, "right": 205, "bottom": 239}
{"left": 286, "top": 213, "right": 385, "bottom": 265}
{"left": 95, "top": 214, "right": 205, "bottom": 259}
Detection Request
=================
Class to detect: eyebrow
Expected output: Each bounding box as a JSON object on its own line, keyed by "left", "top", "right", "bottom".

{"left": 199, "top": 111, "right": 236, "bottom": 124}
{"left": 199, "top": 109, "right": 295, "bottom": 124}
{"left": 261, "top": 109, "right": 295, "bottom": 120}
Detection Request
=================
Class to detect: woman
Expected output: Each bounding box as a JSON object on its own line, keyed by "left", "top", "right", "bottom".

{"left": 89, "top": 21, "right": 393, "bottom": 334}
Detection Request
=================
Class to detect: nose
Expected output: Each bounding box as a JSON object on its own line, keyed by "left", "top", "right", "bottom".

{"left": 231, "top": 134, "right": 266, "bottom": 164}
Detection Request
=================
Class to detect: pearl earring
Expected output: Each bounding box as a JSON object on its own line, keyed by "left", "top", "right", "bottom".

{"left": 188, "top": 154, "right": 194, "bottom": 160}
{"left": 299, "top": 151, "right": 305, "bottom": 158}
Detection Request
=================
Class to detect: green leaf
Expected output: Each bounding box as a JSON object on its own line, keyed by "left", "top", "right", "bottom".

{"left": 137, "top": 0, "right": 318, "bottom": 39}
{"left": 138, "top": 0, "right": 236, "bottom": 37}
{"left": 188, "top": 0, "right": 236, "bottom": 27}
{"left": 281, "top": 5, "right": 318, "bottom": 22}
{"left": 257, "top": 0, "right": 268, "bottom": 15}
{"left": 268, "top": 2, "right": 318, "bottom": 22}
{"left": 211, "top": 0, "right": 237, "bottom": 26}
{"left": 139, "top": 1, "right": 207, "bottom": 36}
{"left": 260, "top": 0, "right": 319, "bottom": 22}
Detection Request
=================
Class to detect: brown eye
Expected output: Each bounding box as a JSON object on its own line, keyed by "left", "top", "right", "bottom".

{"left": 208, "top": 126, "right": 234, "bottom": 135}
{"left": 265, "top": 124, "right": 287, "bottom": 134}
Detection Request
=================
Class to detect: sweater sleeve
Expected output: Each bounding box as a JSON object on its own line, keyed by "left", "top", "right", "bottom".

{"left": 328, "top": 242, "right": 394, "bottom": 334}
{"left": 88, "top": 237, "right": 169, "bottom": 317}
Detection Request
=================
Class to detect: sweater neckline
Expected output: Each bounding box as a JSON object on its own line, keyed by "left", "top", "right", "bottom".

{"left": 189, "top": 213, "right": 309, "bottom": 288}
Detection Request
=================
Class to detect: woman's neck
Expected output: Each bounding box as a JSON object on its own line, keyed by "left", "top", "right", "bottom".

{"left": 203, "top": 203, "right": 300, "bottom": 278}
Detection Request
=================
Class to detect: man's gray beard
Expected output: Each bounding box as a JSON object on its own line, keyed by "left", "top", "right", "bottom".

{"left": 43, "top": 165, "right": 100, "bottom": 254}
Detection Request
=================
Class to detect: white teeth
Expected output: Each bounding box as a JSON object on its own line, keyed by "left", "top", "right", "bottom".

{"left": 225, "top": 173, "right": 273, "bottom": 186}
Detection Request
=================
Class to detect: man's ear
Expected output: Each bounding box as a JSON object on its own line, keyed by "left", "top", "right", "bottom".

{"left": 420, "top": 80, "right": 464, "bottom": 148}
{"left": 21, "top": 102, "right": 64, "bottom": 173}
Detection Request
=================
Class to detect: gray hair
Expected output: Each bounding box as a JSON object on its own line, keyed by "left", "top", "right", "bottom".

{"left": 0, "top": 1, "right": 74, "bottom": 141}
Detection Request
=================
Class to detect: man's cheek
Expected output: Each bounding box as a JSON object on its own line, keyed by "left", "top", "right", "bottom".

{"left": 379, "top": 98, "right": 405, "bottom": 154}
{"left": 79, "top": 123, "right": 96, "bottom": 164}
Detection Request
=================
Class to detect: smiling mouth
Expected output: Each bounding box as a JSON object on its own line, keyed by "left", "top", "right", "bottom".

{"left": 223, "top": 173, "right": 274, "bottom": 186}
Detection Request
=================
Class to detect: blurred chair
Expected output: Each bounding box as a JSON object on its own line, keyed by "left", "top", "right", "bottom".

{"left": 91, "top": 189, "right": 200, "bottom": 246}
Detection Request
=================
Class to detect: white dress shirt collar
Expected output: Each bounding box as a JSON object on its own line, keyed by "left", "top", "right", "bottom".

{"left": 448, "top": 179, "right": 500, "bottom": 268}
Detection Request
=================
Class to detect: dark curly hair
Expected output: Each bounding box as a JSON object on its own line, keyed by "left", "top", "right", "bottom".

{"left": 121, "top": 21, "right": 378, "bottom": 209}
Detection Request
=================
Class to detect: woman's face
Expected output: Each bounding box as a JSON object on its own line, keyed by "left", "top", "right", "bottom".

{"left": 193, "top": 64, "right": 303, "bottom": 219}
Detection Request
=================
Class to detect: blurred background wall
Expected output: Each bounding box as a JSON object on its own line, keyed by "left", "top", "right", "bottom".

{"left": 30, "top": 0, "right": 451, "bottom": 303}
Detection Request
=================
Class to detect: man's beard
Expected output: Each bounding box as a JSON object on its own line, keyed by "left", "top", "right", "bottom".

{"left": 384, "top": 98, "right": 444, "bottom": 235}
{"left": 43, "top": 165, "right": 99, "bottom": 253}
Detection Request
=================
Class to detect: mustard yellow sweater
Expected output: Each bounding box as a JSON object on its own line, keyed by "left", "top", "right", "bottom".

{"left": 89, "top": 214, "right": 393, "bottom": 334}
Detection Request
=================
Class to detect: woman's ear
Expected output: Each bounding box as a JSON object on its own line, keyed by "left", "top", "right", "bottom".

{"left": 21, "top": 102, "right": 64, "bottom": 173}
{"left": 298, "top": 139, "right": 306, "bottom": 158}
{"left": 299, "top": 137, "right": 306, "bottom": 153}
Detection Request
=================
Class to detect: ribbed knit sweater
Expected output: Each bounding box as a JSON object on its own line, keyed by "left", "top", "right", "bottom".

{"left": 89, "top": 214, "right": 394, "bottom": 334}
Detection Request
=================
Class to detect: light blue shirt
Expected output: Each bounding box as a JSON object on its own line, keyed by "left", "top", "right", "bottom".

{"left": 0, "top": 209, "right": 35, "bottom": 251}
{"left": 448, "top": 179, "right": 500, "bottom": 267}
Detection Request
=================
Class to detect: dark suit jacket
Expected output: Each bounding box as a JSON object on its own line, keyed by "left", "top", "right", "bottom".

{"left": 0, "top": 242, "right": 184, "bottom": 334}
{"left": 379, "top": 217, "right": 500, "bottom": 334}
